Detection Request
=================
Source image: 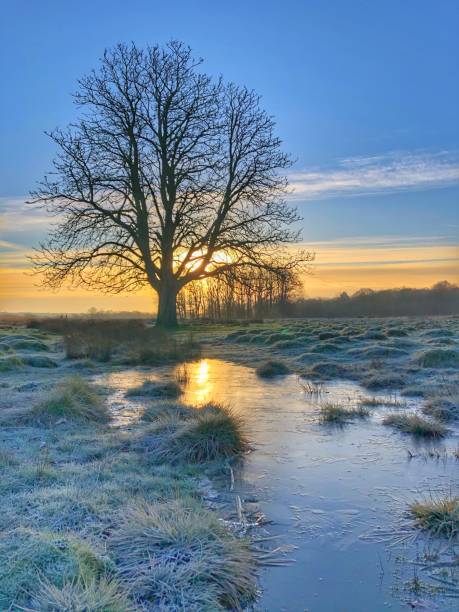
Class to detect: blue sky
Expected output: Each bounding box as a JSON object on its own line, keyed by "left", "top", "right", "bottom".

{"left": 0, "top": 0, "right": 458, "bottom": 309}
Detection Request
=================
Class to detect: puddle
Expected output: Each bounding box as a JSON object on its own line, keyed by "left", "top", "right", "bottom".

{"left": 94, "top": 368, "right": 174, "bottom": 426}
{"left": 98, "top": 359, "right": 459, "bottom": 611}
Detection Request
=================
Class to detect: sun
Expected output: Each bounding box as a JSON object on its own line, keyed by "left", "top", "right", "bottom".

{"left": 173, "top": 248, "right": 234, "bottom": 275}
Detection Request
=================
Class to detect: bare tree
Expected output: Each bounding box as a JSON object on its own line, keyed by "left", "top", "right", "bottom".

{"left": 31, "top": 41, "right": 308, "bottom": 326}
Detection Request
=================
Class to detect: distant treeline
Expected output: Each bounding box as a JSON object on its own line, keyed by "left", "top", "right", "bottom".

{"left": 284, "top": 282, "right": 459, "bottom": 318}
{"left": 2, "top": 281, "right": 457, "bottom": 324}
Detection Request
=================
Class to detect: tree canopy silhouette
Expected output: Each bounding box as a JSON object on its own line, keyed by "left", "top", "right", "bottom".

{"left": 31, "top": 41, "right": 308, "bottom": 326}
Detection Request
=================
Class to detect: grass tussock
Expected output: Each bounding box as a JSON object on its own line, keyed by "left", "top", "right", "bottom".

{"left": 363, "top": 372, "right": 405, "bottom": 390}
{"left": 410, "top": 494, "right": 459, "bottom": 538}
{"left": 421, "top": 328, "right": 454, "bottom": 339}
{"left": 415, "top": 348, "right": 459, "bottom": 368}
{"left": 111, "top": 497, "right": 257, "bottom": 610}
{"left": 382, "top": 413, "right": 447, "bottom": 438}
{"left": 422, "top": 395, "right": 458, "bottom": 422}
{"left": 309, "top": 361, "right": 347, "bottom": 378}
{"left": 357, "top": 346, "right": 408, "bottom": 359}
{"left": 0, "top": 338, "right": 49, "bottom": 351}
{"left": 20, "top": 354, "right": 59, "bottom": 368}
{"left": 256, "top": 359, "right": 290, "bottom": 378}
{"left": 319, "top": 403, "right": 369, "bottom": 423}
{"left": 126, "top": 379, "right": 182, "bottom": 399}
{"left": 30, "top": 376, "right": 109, "bottom": 424}
{"left": 385, "top": 328, "right": 408, "bottom": 337}
{"left": 173, "top": 405, "right": 245, "bottom": 462}
{"left": 144, "top": 403, "right": 246, "bottom": 464}
{"left": 0, "top": 355, "right": 24, "bottom": 371}
{"left": 317, "top": 331, "right": 338, "bottom": 340}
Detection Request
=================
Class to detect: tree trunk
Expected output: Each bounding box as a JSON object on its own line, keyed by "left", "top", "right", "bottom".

{"left": 156, "top": 283, "right": 179, "bottom": 328}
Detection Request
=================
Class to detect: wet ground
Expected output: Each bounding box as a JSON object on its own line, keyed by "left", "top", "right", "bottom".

{"left": 97, "top": 358, "right": 459, "bottom": 612}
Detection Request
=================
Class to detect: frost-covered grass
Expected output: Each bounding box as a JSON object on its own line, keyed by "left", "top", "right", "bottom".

{"left": 29, "top": 376, "right": 110, "bottom": 424}
{"left": 422, "top": 392, "right": 458, "bottom": 421}
{"left": 31, "top": 577, "right": 133, "bottom": 612}
{"left": 0, "top": 354, "right": 24, "bottom": 371}
{"left": 220, "top": 317, "right": 458, "bottom": 407}
{"left": 0, "top": 528, "right": 109, "bottom": 608}
{"left": 137, "top": 402, "right": 246, "bottom": 464}
{"left": 0, "top": 358, "right": 254, "bottom": 610}
{"left": 415, "top": 348, "right": 459, "bottom": 368}
{"left": 111, "top": 497, "right": 256, "bottom": 610}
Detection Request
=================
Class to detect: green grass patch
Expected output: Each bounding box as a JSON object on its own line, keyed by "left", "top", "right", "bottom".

{"left": 0, "top": 529, "right": 108, "bottom": 608}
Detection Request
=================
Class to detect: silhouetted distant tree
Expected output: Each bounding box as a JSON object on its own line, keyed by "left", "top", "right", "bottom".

{"left": 178, "top": 258, "right": 302, "bottom": 320}
{"left": 31, "top": 42, "right": 309, "bottom": 326}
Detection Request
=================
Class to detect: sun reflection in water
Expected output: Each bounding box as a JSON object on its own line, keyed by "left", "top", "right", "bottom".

{"left": 196, "top": 359, "right": 209, "bottom": 385}
{"left": 181, "top": 358, "right": 214, "bottom": 405}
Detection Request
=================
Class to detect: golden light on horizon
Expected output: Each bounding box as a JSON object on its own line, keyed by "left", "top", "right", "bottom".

{"left": 0, "top": 242, "right": 457, "bottom": 313}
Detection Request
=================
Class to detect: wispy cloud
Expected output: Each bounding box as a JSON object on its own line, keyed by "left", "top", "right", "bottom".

{"left": 0, "top": 239, "right": 26, "bottom": 252}
{"left": 300, "top": 234, "right": 459, "bottom": 250}
{"left": 0, "top": 197, "right": 50, "bottom": 230}
{"left": 289, "top": 150, "right": 459, "bottom": 199}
